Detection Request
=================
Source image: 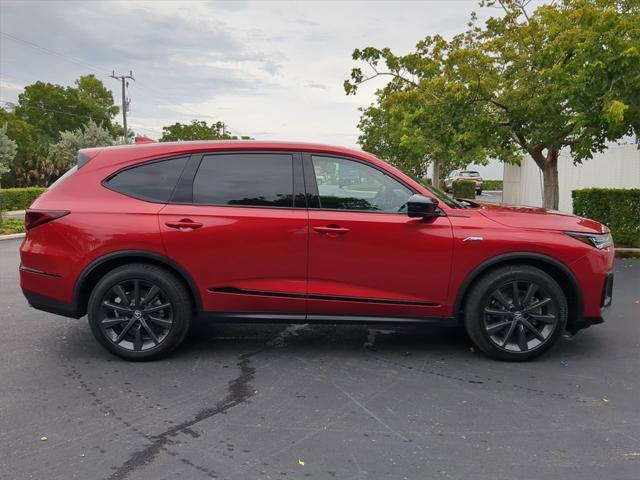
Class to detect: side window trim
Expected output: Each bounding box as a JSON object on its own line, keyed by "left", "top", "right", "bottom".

{"left": 170, "top": 153, "right": 203, "bottom": 204}
{"left": 302, "top": 153, "right": 320, "bottom": 209}
{"left": 292, "top": 152, "right": 306, "bottom": 208}
{"left": 305, "top": 153, "right": 417, "bottom": 214}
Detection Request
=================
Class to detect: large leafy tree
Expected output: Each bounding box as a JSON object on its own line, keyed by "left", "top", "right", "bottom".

{"left": 346, "top": 0, "right": 640, "bottom": 208}
{"left": 1, "top": 75, "right": 120, "bottom": 187}
{"left": 160, "top": 120, "right": 252, "bottom": 142}
{"left": 13, "top": 75, "right": 119, "bottom": 142}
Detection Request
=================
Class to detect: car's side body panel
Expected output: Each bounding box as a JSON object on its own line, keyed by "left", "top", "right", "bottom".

{"left": 306, "top": 210, "right": 454, "bottom": 318}
{"left": 159, "top": 204, "right": 309, "bottom": 314}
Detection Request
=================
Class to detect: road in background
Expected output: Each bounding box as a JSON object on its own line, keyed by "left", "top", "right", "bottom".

{"left": 1, "top": 238, "right": 639, "bottom": 480}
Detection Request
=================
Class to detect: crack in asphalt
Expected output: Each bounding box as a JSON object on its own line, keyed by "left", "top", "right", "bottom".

{"left": 106, "top": 351, "right": 258, "bottom": 480}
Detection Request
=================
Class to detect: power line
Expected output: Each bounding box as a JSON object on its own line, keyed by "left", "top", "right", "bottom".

{"left": 0, "top": 31, "right": 112, "bottom": 76}
{"left": 1, "top": 30, "right": 219, "bottom": 120}
{"left": 0, "top": 98, "right": 94, "bottom": 120}
{"left": 1, "top": 31, "right": 241, "bottom": 135}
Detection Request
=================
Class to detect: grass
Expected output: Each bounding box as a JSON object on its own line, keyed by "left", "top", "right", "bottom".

{"left": 0, "top": 217, "right": 25, "bottom": 235}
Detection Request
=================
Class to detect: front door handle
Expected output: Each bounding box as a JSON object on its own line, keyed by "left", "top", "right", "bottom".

{"left": 165, "top": 219, "right": 203, "bottom": 230}
{"left": 313, "top": 225, "right": 350, "bottom": 236}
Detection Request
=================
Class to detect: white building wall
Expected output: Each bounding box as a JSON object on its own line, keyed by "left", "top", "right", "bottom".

{"left": 503, "top": 144, "right": 640, "bottom": 213}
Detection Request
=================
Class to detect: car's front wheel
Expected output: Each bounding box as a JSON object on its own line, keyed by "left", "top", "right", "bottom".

{"left": 464, "top": 265, "right": 567, "bottom": 361}
{"left": 87, "top": 263, "right": 192, "bottom": 361}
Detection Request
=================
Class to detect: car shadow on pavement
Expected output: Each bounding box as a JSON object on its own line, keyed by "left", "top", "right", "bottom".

{"left": 170, "top": 320, "right": 606, "bottom": 363}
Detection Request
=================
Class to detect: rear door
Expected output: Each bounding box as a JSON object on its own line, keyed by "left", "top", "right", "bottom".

{"left": 159, "top": 151, "right": 308, "bottom": 316}
{"left": 305, "top": 154, "right": 454, "bottom": 319}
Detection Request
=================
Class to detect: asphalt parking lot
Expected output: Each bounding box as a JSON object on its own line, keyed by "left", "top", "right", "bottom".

{"left": 1, "top": 237, "right": 639, "bottom": 480}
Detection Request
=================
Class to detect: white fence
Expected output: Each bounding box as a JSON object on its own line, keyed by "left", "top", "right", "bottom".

{"left": 503, "top": 144, "right": 640, "bottom": 213}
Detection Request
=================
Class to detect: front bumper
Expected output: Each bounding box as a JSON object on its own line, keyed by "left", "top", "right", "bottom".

{"left": 568, "top": 271, "right": 613, "bottom": 334}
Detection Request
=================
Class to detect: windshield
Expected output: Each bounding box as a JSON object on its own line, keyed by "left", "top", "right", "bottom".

{"left": 460, "top": 171, "right": 480, "bottom": 177}
{"left": 423, "top": 183, "right": 465, "bottom": 209}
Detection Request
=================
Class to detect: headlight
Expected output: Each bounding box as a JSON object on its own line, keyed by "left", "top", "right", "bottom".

{"left": 566, "top": 232, "right": 613, "bottom": 250}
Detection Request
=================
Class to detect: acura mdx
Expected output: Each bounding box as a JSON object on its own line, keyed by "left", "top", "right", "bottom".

{"left": 19, "top": 141, "right": 614, "bottom": 361}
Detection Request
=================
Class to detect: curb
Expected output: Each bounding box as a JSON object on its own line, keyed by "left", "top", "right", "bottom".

{"left": 0, "top": 233, "right": 25, "bottom": 241}
{"left": 615, "top": 248, "right": 640, "bottom": 259}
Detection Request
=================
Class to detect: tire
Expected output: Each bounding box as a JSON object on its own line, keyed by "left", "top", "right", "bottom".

{"left": 87, "top": 263, "right": 193, "bottom": 361}
{"left": 463, "top": 265, "right": 567, "bottom": 361}
{"left": 476, "top": 189, "right": 482, "bottom": 196}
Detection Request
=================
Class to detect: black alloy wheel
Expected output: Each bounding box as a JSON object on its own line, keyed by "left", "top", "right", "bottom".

{"left": 88, "top": 264, "right": 192, "bottom": 361}
{"left": 483, "top": 280, "right": 559, "bottom": 353}
{"left": 464, "top": 265, "right": 568, "bottom": 361}
{"left": 98, "top": 279, "right": 173, "bottom": 352}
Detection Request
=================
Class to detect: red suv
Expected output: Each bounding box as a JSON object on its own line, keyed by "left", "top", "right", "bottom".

{"left": 19, "top": 142, "right": 614, "bottom": 361}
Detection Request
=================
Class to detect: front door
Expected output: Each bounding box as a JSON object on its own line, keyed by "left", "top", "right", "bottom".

{"left": 160, "top": 151, "right": 308, "bottom": 316}
{"left": 305, "top": 154, "right": 453, "bottom": 319}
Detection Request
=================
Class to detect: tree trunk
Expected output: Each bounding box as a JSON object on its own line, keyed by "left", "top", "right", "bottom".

{"left": 541, "top": 150, "right": 559, "bottom": 210}
{"left": 432, "top": 158, "right": 442, "bottom": 189}
{"left": 529, "top": 148, "right": 560, "bottom": 210}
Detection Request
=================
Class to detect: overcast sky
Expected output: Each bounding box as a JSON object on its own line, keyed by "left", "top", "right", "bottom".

{"left": 1, "top": 0, "right": 507, "bottom": 149}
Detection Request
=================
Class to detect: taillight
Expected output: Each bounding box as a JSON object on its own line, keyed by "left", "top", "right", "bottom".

{"left": 25, "top": 210, "right": 70, "bottom": 230}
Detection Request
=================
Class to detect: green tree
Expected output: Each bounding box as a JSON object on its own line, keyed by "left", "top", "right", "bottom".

{"left": 75, "top": 74, "right": 119, "bottom": 132}
{"left": 0, "top": 107, "right": 50, "bottom": 187}
{"left": 346, "top": 0, "right": 640, "bottom": 208}
{"left": 0, "top": 124, "right": 17, "bottom": 188}
{"left": 13, "top": 75, "right": 119, "bottom": 142}
{"left": 160, "top": 120, "right": 252, "bottom": 142}
{"left": 48, "top": 120, "right": 115, "bottom": 179}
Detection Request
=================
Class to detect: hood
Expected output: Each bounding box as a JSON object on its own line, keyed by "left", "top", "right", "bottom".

{"left": 472, "top": 201, "right": 607, "bottom": 233}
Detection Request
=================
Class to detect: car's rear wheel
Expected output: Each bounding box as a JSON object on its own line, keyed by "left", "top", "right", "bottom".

{"left": 88, "top": 263, "right": 192, "bottom": 361}
{"left": 464, "top": 265, "right": 567, "bottom": 361}
{"left": 476, "top": 189, "right": 482, "bottom": 195}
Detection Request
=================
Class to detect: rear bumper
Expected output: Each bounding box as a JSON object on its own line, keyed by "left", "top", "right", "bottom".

{"left": 22, "top": 289, "right": 81, "bottom": 319}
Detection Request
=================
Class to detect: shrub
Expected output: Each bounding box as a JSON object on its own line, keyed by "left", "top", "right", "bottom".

{"left": 572, "top": 188, "right": 640, "bottom": 247}
{"left": 452, "top": 179, "right": 476, "bottom": 199}
{"left": 0, "top": 187, "right": 46, "bottom": 211}
{"left": 483, "top": 180, "right": 503, "bottom": 191}
{"left": 0, "top": 217, "right": 25, "bottom": 235}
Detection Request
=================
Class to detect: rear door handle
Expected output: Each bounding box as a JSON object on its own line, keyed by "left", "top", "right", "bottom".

{"left": 165, "top": 219, "right": 203, "bottom": 230}
{"left": 313, "top": 225, "right": 350, "bottom": 236}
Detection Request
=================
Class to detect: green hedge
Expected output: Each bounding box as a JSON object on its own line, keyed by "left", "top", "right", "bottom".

{"left": 0, "top": 187, "right": 46, "bottom": 211}
{"left": 483, "top": 180, "right": 503, "bottom": 191}
{"left": 452, "top": 179, "right": 476, "bottom": 199}
{"left": 572, "top": 188, "right": 640, "bottom": 247}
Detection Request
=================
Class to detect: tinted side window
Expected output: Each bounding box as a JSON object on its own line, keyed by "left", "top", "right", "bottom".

{"left": 193, "top": 153, "right": 293, "bottom": 207}
{"left": 106, "top": 157, "right": 188, "bottom": 202}
{"left": 312, "top": 156, "right": 412, "bottom": 212}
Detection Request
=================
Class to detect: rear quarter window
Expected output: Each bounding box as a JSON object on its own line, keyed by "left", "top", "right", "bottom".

{"left": 105, "top": 156, "right": 188, "bottom": 202}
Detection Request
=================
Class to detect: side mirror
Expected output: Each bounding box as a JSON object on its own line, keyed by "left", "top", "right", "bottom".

{"left": 407, "top": 194, "right": 439, "bottom": 218}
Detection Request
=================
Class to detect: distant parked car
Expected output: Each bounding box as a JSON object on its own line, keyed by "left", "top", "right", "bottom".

{"left": 445, "top": 170, "right": 483, "bottom": 195}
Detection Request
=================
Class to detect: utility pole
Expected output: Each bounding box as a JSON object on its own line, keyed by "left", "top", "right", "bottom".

{"left": 110, "top": 70, "right": 135, "bottom": 143}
